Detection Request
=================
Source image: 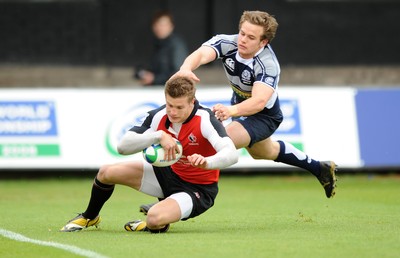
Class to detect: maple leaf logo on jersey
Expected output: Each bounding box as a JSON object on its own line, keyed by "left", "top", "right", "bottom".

{"left": 188, "top": 133, "right": 198, "bottom": 145}
{"left": 224, "top": 58, "right": 235, "bottom": 72}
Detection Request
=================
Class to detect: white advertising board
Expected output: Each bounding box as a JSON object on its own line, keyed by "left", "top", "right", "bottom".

{"left": 0, "top": 87, "right": 361, "bottom": 170}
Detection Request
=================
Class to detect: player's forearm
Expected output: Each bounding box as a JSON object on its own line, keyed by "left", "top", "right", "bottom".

{"left": 180, "top": 46, "right": 215, "bottom": 72}
{"left": 229, "top": 97, "right": 266, "bottom": 117}
{"left": 180, "top": 51, "right": 203, "bottom": 71}
{"left": 229, "top": 84, "right": 274, "bottom": 117}
{"left": 117, "top": 131, "right": 163, "bottom": 155}
{"left": 205, "top": 138, "right": 239, "bottom": 169}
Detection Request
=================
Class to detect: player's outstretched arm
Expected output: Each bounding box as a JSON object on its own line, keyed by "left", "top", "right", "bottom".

{"left": 171, "top": 46, "right": 216, "bottom": 82}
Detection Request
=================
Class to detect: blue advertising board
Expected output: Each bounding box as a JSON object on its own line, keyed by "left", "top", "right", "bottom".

{"left": 355, "top": 89, "right": 400, "bottom": 167}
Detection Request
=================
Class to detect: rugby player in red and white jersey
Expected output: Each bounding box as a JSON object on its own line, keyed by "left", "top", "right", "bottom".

{"left": 60, "top": 76, "right": 238, "bottom": 233}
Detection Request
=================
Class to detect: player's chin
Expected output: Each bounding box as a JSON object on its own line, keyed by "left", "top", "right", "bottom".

{"left": 168, "top": 116, "right": 183, "bottom": 123}
{"left": 238, "top": 47, "right": 247, "bottom": 54}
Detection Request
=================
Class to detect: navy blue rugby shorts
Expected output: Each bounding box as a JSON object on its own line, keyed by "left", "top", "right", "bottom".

{"left": 232, "top": 108, "right": 283, "bottom": 148}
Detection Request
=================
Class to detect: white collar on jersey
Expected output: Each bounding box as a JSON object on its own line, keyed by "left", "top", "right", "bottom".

{"left": 236, "top": 47, "right": 264, "bottom": 64}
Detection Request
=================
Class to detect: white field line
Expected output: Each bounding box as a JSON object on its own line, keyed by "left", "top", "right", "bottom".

{"left": 0, "top": 228, "right": 109, "bottom": 258}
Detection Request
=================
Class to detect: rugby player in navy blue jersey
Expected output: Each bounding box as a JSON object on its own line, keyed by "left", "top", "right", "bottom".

{"left": 60, "top": 76, "right": 238, "bottom": 233}
{"left": 140, "top": 11, "right": 336, "bottom": 216}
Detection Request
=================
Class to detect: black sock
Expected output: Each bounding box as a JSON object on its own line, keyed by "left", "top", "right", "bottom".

{"left": 274, "top": 140, "right": 320, "bottom": 177}
{"left": 82, "top": 177, "right": 114, "bottom": 219}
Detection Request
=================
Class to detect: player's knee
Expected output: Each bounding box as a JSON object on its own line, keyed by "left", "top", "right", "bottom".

{"left": 97, "top": 164, "right": 113, "bottom": 182}
{"left": 249, "top": 151, "right": 273, "bottom": 160}
{"left": 248, "top": 148, "right": 276, "bottom": 160}
{"left": 248, "top": 140, "right": 280, "bottom": 160}
{"left": 146, "top": 211, "right": 164, "bottom": 229}
{"left": 249, "top": 153, "right": 264, "bottom": 160}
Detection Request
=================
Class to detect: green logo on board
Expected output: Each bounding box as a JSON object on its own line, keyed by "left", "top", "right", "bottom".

{"left": 0, "top": 144, "right": 60, "bottom": 157}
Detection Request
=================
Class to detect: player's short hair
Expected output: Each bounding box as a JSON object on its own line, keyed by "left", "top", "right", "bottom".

{"left": 165, "top": 76, "right": 196, "bottom": 102}
{"left": 239, "top": 10, "right": 278, "bottom": 43}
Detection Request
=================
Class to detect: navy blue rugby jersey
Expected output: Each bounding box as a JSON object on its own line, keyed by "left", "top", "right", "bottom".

{"left": 203, "top": 34, "right": 280, "bottom": 110}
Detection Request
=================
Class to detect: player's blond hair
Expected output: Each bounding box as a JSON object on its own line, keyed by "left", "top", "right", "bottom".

{"left": 239, "top": 10, "right": 278, "bottom": 43}
{"left": 165, "top": 76, "right": 196, "bottom": 102}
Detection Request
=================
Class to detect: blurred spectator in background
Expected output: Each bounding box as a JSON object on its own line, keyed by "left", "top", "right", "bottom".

{"left": 134, "top": 10, "right": 188, "bottom": 86}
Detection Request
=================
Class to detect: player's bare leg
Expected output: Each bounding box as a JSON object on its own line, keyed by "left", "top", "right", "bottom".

{"left": 227, "top": 121, "right": 337, "bottom": 198}
{"left": 224, "top": 121, "right": 250, "bottom": 149}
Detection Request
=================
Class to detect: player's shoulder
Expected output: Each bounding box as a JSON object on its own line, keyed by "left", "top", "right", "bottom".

{"left": 196, "top": 105, "right": 224, "bottom": 127}
{"left": 255, "top": 45, "right": 278, "bottom": 66}
{"left": 197, "top": 102, "right": 213, "bottom": 113}
{"left": 258, "top": 45, "right": 274, "bottom": 57}
{"left": 148, "top": 104, "right": 166, "bottom": 117}
{"left": 206, "top": 34, "right": 237, "bottom": 45}
{"left": 194, "top": 105, "right": 219, "bottom": 124}
{"left": 146, "top": 105, "right": 167, "bottom": 125}
{"left": 216, "top": 33, "right": 237, "bottom": 40}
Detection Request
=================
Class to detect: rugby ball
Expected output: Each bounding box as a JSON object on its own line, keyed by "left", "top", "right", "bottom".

{"left": 142, "top": 140, "right": 183, "bottom": 167}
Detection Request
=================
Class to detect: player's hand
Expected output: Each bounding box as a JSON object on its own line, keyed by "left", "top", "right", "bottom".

{"left": 171, "top": 70, "right": 200, "bottom": 82}
{"left": 159, "top": 132, "right": 180, "bottom": 161}
{"left": 213, "top": 104, "right": 237, "bottom": 121}
{"left": 187, "top": 154, "right": 207, "bottom": 169}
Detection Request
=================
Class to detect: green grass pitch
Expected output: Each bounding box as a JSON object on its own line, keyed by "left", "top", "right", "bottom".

{"left": 0, "top": 174, "right": 399, "bottom": 258}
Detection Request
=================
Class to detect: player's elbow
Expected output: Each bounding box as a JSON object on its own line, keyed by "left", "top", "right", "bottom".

{"left": 224, "top": 142, "right": 239, "bottom": 167}
{"left": 117, "top": 142, "right": 130, "bottom": 155}
{"left": 117, "top": 145, "right": 125, "bottom": 155}
{"left": 117, "top": 131, "right": 138, "bottom": 155}
{"left": 253, "top": 98, "right": 268, "bottom": 112}
{"left": 231, "top": 150, "right": 239, "bottom": 165}
{"left": 218, "top": 150, "right": 239, "bottom": 169}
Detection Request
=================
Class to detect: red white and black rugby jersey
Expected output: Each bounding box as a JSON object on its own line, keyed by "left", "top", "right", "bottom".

{"left": 130, "top": 100, "right": 229, "bottom": 184}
